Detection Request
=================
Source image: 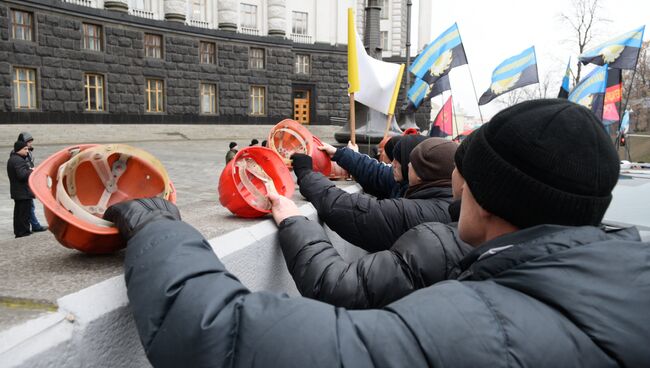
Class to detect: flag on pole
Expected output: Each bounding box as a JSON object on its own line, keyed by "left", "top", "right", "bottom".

{"left": 406, "top": 74, "right": 451, "bottom": 111}
{"left": 569, "top": 65, "right": 609, "bottom": 122}
{"left": 479, "top": 46, "right": 539, "bottom": 105}
{"left": 579, "top": 25, "right": 646, "bottom": 69}
{"left": 619, "top": 110, "right": 630, "bottom": 134}
{"left": 347, "top": 8, "right": 359, "bottom": 94}
{"left": 410, "top": 23, "right": 468, "bottom": 84}
{"left": 430, "top": 96, "right": 454, "bottom": 137}
{"left": 602, "top": 68, "right": 622, "bottom": 123}
{"left": 558, "top": 58, "right": 571, "bottom": 98}
{"left": 347, "top": 9, "right": 404, "bottom": 114}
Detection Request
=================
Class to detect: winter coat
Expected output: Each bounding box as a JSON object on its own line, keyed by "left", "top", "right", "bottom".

{"left": 7, "top": 151, "right": 33, "bottom": 200}
{"left": 297, "top": 170, "right": 453, "bottom": 252}
{"left": 124, "top": 220, "right": 650, "bottom": 367}
{"left": 332, "top": 147, "right": 406, "bottom": 199}
{"left": 225, "top": 149, "right": 237, "bottom": 164}
{"left": 278, "top": 216, "right": 472, "bottom": 308}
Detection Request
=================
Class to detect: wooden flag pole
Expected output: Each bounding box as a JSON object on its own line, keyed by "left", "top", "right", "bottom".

{"left": 383, "top": 113, "right": 393, "bottom": 139}
{"left": 349, "top": 93, "right": 356, "bottom": 145}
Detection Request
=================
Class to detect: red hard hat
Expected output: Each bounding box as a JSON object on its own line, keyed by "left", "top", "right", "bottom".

{"left": 402, "top": 127, "right": 420, "bottom": 136}
{"left": 268, "top": 119, "right": 331, "bottom": 176}
{"left": 29, "top": 144, "right": 176, "bottom": 253}
{"left": 218, "top": 147, "right": 295, "bottom": 218}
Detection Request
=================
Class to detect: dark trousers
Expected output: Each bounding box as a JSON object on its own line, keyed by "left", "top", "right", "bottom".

{"left": 13, "top": 199, "right": 31, "bottom": 238}
{"left": 29, "top": 199, "right": 43, "bottom": 229}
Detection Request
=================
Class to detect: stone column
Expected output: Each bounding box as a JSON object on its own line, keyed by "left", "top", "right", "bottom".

{"left": 364, "top": 0, "right": 381, "bottom": 59}
{"left": 218, "top": 0, "right": 237, "bottom": 31}
{"left": 267, "top": 0, "right": 286, "bottom": 37}
{"left": 104, "top": 0, "right": 128, "bottom": 13}
{"left": 164, "top": 0, "right": 186, "bottom": 23}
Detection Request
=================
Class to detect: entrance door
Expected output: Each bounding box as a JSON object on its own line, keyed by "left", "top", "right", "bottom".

{"left": 293, "top": 90, "right": 310, "bottom": 124}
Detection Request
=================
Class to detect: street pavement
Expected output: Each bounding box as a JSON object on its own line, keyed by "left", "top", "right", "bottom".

{"left": 0, "top": 123, "right": 353, "bottom": 329}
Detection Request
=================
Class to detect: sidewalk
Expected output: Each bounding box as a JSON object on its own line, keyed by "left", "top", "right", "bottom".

{"left": 0, "top": 123, "right": 350, "bottom": 330}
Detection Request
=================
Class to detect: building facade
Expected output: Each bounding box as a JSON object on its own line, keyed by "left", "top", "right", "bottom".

{"left": 1, "top": 0, "right": 430, "bottom": 125}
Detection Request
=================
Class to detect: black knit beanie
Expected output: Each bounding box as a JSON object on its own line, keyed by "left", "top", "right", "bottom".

{"left": 229, "top": 142, "right": 237, "bottom": 149}
{"left": 393, "top": 135, "right": 428, "bottom": 181}
{"left": 14, "top": 140, "right": 28, "bottom": 152}
{"left": 454, "top": 130, "right": 476, "bottom": 173}
{"left": 460, "top": 99, "right": 619, "bottom": 228}
{"left": 384, "top": 136, "right": 402, "bottom": 162}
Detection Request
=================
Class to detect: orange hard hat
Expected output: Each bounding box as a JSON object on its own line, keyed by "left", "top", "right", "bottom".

{"left": 218, "top": 146, "right": 295, "bottom": 218}
{"left": 29, "top": 144, "right": 176, "bottom": 253}
{"left": 267, "top": 119, "right": 331, "bottom": 176}
{"left": 402, "top": 127, "right": 420, "bottom": 136}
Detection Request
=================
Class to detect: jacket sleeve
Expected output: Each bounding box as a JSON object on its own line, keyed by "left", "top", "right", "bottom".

{"left": 278, "top": 216, "right": 467, "bottom": 309}
{"left": 12, "top": 158, "right": 32, "bottom": 182}
{"left": 298, "top": 171, "right": 450, "bottom": 252}
{"left": 333, "top": 148, "right": 397, "bottom": 199}
{"left": 124, "top": 219, "right": 431, "bottom": 368}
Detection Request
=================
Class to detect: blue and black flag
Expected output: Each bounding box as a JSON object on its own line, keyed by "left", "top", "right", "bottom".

{"left": 479, "top": 46, "right": 538, "bottom": 105}
{"left": 579, "top": 25, "right": 645, "bottom": 69}
{"left": 409, "top": 23, "right": 467, "bottom": 84}
{"left": 558, "top": 58, "right": 571, "bottom": 99}
{"left": 405, "top": 74, "right": 451, "bottom": 112}
{"left": 569, "top": 64, "right": 609, "bottom": 122}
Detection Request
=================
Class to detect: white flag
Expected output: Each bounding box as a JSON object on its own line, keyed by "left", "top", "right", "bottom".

{"left": 352, "top": 30, "right": 403, "bottom": 114}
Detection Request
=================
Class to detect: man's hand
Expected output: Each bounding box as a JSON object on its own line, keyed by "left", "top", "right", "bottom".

{"left": 103, "top": 198, "right": 181, "bottom": 241}
{"left": 346, "top": 140, "right": 359, "bottom": 152}
{"left": 290, "top": 153, "right": 313, "bottom": 179}
{"left": 317, "top": 142, "right": 338, "bottom": 158}
{"left": 268, "top": 192, "right": 301, "bottom": 225}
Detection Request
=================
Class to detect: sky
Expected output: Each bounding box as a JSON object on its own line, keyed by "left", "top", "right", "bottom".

{"left": 410, "top": 0, "right": 650, "bottom": 122}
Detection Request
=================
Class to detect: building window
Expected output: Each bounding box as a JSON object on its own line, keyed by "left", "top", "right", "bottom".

{"left": 13, "top": 67, "right": 38, "bottom": 109}
{"left": 241, "top": 3, "right": 257, "bottom": 29}
{"left": 133, "top": 0, "right": 152, "bottom": 11}
{"left": 292, "top": 11, "right": 308, "bottom": 35}
{"left": 145, "top": 34, "right": 163, "bottom": 58}
{"left": 11, "top": 10, "right": 34, "bottom": 41}
{"left": 146, "top": 79, "right": 164, "bottom": 112}
{"left": 249, "top": 48, "right": 265, "bottom": 69}
{"left": 379, "top": 0, "right": 389, "bottom": 19}
{"left": 84, "top": 73, "right": 105, "bottom": 112}
{"left": 200, "top": 41, "right": 216, "bottom": 64}
{"left": 191, "top": 0, "right": 205, "bottom": 21}
{"left": 83, "top": 23, "right": 103, "bottom": 51}
{"left": 295, "top": 54, "right": 310, "bottom": 75}
{"left": 380, "top": 31, "right": 389, "bottom": 50}
{"left": 250, "top": 86, "right": 265, "bottom": 116}
{"left": 200, "top": 83, "right": 217, "bottom": 114}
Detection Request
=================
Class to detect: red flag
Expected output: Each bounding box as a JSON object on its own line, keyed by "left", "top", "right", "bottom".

{"left": 603, "top": 69, "right": 622, "bottom": 122}
{"left": 433, "top": 96, "right": 453, "bottom": 135}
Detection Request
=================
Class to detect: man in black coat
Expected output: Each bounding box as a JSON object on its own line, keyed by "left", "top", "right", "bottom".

{"left": 291, "top": 137, "right": 458, "bottom": 251}
{"left": 7, "top": 141, "right": 34, "bottom": 238}
{"left": 17, "top": 131, "right": 47, "bottom": 232}
{"left": 105, "top": 99, "right": 650, "bottom": 367}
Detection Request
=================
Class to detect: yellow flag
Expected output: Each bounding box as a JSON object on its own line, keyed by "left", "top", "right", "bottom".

{"left": 347, "top": 8, "right": 360, "bottom": 93}
{"left": 388, "top": 64, "right": 405, "bottom": 114}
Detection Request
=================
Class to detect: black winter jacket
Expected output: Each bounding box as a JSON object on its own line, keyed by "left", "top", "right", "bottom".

{"left": 297, "top": 170, "right": 453, "bottom": 252}
{"left": 333, "top": 147, "right": 406, "bottom": 199}
{"left": 124, "top": 220, "right": 650, "bottom": 367}
{"left": 278, "top": 216, "right": 472, "bottom": 308}
{"left": 7, "top": 151, "right": 33, "bottom": 200}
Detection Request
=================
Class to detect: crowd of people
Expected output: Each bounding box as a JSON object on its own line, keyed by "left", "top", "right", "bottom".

{"left": 7, "top": 100, "right": 649, "bottom": 366}
{"left": 103, "top": 99, "right": 649, "bottom": 367}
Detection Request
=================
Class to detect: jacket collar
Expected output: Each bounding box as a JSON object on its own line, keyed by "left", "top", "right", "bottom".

{"left": 457, "top": 224, "right": 640, "bottom": 281}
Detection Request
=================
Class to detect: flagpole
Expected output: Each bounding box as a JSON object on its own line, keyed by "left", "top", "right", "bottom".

{"left": 383, "top": 114, "right": 393, "bottom": 139}
{"left": 452, "top": 96, "right": 459, "bottom": 138}
{"left": 349, "top": 93, "right": 356, "bottom": 145}
{"left": 466, "top": 65, "right": 485, "bottom": 124}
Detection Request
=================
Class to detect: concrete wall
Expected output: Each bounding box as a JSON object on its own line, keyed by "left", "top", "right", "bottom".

{"left": 0, "top": 185, "right": 366, "bottom": 368}
{"left": 0, "top": 0, "right": 349, "bottom": 124}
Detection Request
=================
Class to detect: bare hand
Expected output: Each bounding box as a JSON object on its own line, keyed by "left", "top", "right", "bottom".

{"left": 347, "top": 140, "right": 359, "bottom": 152}
{"left": 317, "top": 142, "right": 337, "bottom": 158}
{"left": 268, "top": 192, "right": 300, "bottom": 225}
